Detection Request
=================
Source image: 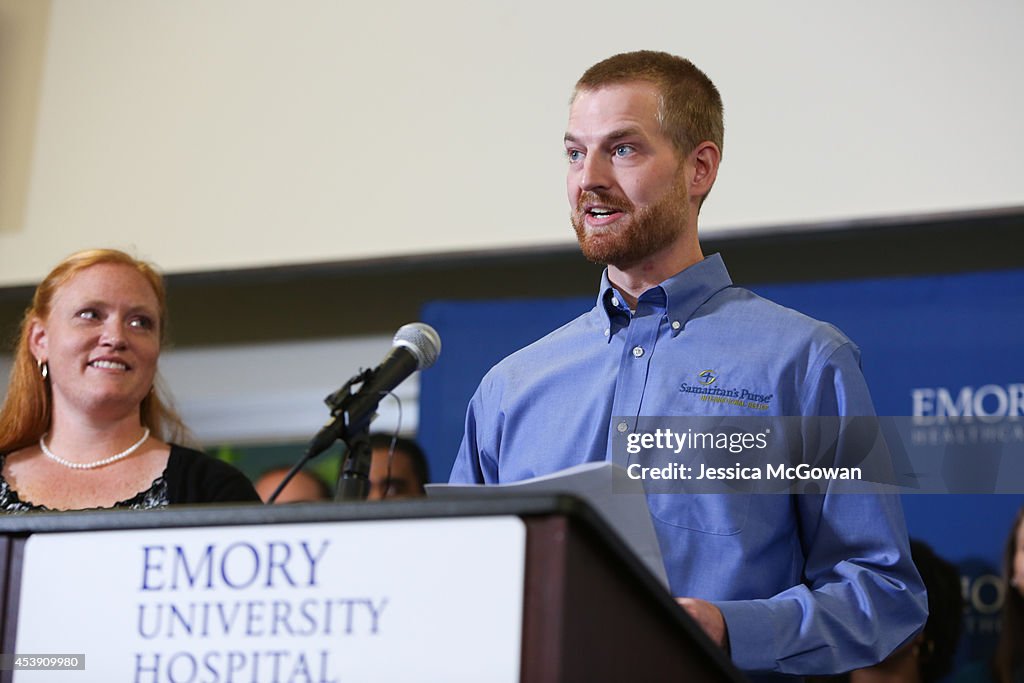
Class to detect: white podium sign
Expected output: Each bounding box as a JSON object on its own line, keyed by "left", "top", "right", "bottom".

{"left": 13, "top": 516, "right": 526, "bottom": 682}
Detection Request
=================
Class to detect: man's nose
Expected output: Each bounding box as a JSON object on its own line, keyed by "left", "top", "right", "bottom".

{"left": 579, "top": 154, "right": 612, "bottom": 192}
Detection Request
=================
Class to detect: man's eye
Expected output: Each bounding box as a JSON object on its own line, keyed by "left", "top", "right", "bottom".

{"left": 76, "top": 309, "right": 99, "bottom": 320}
{"left": 614, "top": 145, "right": 634, "bottom": 157}
{"left": 566, "top": 149, "right": 583, "bottom": 163}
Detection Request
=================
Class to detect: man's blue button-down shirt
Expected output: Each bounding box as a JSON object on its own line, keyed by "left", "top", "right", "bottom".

{"left": 450, "top": 254, "right": 927, "bottom": 675}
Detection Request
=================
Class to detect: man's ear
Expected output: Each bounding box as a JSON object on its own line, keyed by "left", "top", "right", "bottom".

{"left": 688, "top": 141, "right": 721, "bottom": 201}
{"left": 28, "top": 318, "right": 48, "bottom": 361}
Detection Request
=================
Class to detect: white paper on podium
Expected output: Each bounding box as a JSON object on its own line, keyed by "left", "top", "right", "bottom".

{"left": 427, "top": 462, "right": 669, "bottom": 588}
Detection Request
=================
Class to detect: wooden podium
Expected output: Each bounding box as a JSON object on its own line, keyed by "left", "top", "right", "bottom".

{"left": 0, "top": 495, "right": 745, "bottom": 683}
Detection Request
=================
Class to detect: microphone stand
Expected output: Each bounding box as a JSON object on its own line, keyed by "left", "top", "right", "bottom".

{"left": 334, "top": 431, "right": 372, "bottom": 501}
{"left": 268, "top": 368, "right": 380, "bottom": 504}
{"left": 269, "top": 322, "right": 439, "bottom": 505}
{"left": 320, "top": 368, "right": 378, "bottom": 502}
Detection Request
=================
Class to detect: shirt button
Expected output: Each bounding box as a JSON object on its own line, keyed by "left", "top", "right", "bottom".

{"left": 604, "top": 328, "right": 610, "bottom": 337}
{"left": 632, "top": 346, "right": 644, "bottom": 358}
{"left": 671, "top": 320, "right": 681, "bottom": 330}
{"left": 611, "top": 297, "right": 620, "bottom": 308}
{"left": 617, "top": 421, "right": 629, "bottom": 433}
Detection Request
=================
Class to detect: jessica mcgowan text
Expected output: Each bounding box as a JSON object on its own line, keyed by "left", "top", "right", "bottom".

{"left": 627, "top": 462, "right": 863, "bottom": 481}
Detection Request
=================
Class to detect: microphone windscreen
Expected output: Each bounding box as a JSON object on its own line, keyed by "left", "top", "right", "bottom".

{"left": 393, "top": 322, "right": 441, "bottom": 370}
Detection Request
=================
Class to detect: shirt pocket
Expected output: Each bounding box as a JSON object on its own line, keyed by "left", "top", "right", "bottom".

{"left": 645, "top": 493, "right": 751, "bottom": 535}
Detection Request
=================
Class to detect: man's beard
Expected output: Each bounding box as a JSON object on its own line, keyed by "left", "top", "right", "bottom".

{"left": 571, "top": 182, "right": 689, "bottom": 269}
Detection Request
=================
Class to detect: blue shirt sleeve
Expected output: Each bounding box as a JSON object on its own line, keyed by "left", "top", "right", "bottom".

{"left": 717, "top": 343, "right": 928, "bottom": 673}
{"left": 450, "top": 382, "right": 493, "bottom": 484}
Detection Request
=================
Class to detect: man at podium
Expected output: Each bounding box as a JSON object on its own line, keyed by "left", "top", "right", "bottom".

{"left": 450, "top": 51, "right": 927, "bottom": 676}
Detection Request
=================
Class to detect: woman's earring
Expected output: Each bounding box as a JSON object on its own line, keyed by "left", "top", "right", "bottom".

{"left": 38, "top": 360, "right": 48, "bottom": 380}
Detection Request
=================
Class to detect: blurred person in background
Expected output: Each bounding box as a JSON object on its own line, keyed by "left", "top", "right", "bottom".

{"left": 368, "top": 433, "right": 428, "bottom": 500}
{"left": 993, "top": 506, "right": 1024, "bottom": 683}
{"left": 953, "top": 506, "right": 1024, "bottom": 683}
{"left": 254, "top": 466, "right": 331, "bottom": 503}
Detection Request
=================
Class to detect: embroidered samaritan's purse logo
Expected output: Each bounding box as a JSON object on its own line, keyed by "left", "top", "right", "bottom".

{"left": 680, "top": 370, "right": 774, "bottom": 411}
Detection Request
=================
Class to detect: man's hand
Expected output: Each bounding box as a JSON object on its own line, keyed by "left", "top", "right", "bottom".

{"left": 676, "top": 597, "right": 729, "bottom": 651}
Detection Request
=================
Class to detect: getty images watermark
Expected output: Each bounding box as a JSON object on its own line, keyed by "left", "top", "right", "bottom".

{"left": 622, "top": 427, "right": 862, "bottom": 483}
{"left": 611, "top": 415, "right": 1024, "bottom": 494}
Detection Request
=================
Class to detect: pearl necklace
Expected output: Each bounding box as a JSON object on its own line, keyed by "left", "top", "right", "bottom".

{"left": 39, "top": 428, "right": 151, "bottom": 470}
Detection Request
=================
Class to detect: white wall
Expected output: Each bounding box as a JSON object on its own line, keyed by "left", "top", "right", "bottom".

{"left": 1, "top": 0, "right": 1022, "bottom": 286}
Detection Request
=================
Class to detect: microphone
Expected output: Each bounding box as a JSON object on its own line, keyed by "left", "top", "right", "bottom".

{"left": 264, "top": 323, "right": 442, "bottom": 503}
{"left": 308, "top": 323, "right": 441, "bottom": 458}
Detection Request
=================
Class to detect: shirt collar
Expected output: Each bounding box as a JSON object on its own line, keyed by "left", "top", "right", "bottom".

{"left": 595, "top": 253, "right": 733, "bottom": 338}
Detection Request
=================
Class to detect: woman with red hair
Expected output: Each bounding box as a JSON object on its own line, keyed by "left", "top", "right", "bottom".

{"left": 0, "top": 249, "right": 258, "bottom": 510}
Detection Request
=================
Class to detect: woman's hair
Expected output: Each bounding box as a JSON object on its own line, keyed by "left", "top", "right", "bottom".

{"left": 994, "top": 506, "right": 1024, "bottom": 683}
{"left": 0, "top": 248, "right": 188, "bottom": 452}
